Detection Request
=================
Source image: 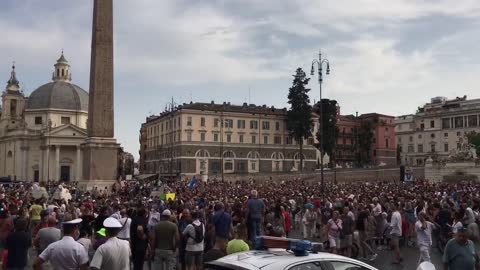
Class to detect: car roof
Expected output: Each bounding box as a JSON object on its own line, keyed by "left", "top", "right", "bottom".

{"left": 212, "top": 249, "right": 375, "bottom": 269}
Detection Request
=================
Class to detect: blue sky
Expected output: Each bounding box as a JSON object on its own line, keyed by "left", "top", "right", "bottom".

{"left": 1, "top": 0, "right": 480, "bottom": 160}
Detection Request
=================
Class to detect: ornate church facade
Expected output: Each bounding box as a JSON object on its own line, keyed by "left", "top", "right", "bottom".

{"left": 0, "top": 53, "right": 88, "bottom": 182}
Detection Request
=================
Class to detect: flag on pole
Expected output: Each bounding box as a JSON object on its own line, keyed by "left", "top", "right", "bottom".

{"left": 188, "top": 176, "right": 197, "bottom": 189}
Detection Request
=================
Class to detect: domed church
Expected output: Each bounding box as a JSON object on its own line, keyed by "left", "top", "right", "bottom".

{"left": 0, "top": 52, "right": 88, "bottom": 182}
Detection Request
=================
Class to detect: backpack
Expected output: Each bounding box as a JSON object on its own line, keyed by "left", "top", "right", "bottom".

{"left": 191, "top": 223, "right": 204, "bottom": 243}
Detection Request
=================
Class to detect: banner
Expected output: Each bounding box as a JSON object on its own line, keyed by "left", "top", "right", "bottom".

{"left": 166, "top": 193, "right": 176, "bottom": 201}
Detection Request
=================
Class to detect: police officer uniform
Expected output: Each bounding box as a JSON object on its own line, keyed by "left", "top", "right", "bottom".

{"left": 90, "top": 217, "right": 131, "bottom": 270}
{"left": 36, "top": 218, "right": 89, "bottom": 270}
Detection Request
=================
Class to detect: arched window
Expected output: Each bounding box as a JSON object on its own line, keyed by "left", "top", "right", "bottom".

{"left": 247, "top": 151, "right": 260, "bottom": 172}
{"left": 222, "top": 150, "right": 235, "bottom": 173}
{"left": 7, "top": 151, "right": 12, "bottom": 158}
{"left": 195, "top": 149, "right": 210, "bottom": 158}
{"left": 271, "top": 152, "right": 284, "bottom": 172}
{"left": 223, "top": 151, "right": 235, "bottom": 158}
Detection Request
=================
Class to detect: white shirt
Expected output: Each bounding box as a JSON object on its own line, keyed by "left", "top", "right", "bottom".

{"left": 77, "top": 238, "right": 92, "bottom": 256}
{"left": 90, "top": 237, "right": 131, "bottom": 270}
{"left": 117, "top": 217, "right": 132, "bottom": 239}
{"left": 39, "top": 236, "right": 89, "bottom": 270}
{"left": 390, "top": 211, "right": 402, "bottom": 236}
{"left": 415, "top": 221, "right": 433, "bottom": 247}
{"left": 183, "top": 220, "right": 205, "bottom": 252}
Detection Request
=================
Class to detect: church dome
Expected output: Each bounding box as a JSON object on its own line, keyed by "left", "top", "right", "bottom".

{"left": 26, "top": 81, "right": 88, "bottom": 111}
{"left": 25, "top": 52, "right": 89, "bottom": 111}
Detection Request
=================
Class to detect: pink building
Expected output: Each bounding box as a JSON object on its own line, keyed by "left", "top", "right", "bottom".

{"left": 334, "top": 108, "right": 396, "bottom": 167}
{"left": 360, "top": 113, "right": 396, "bottom": 166}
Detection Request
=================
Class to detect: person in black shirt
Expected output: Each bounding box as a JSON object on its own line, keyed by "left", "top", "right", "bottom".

{"left": 356, "top": 204, "right": 376, "bottom": 261}
{"left": 5, "top": 218, "right": 31, "bottom": 270}
{"left": 130, "top": 207, "right": 149, "bottom": 270}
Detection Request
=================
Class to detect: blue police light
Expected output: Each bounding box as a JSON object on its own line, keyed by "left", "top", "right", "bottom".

{"left": 255, "top": 236, "right": 313, "bottom": 256}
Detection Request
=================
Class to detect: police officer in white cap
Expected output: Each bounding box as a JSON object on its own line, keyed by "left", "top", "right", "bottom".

{"left": 33, "top": 218, "right": 89, "bottom": 270}
{"left": 90, "top": 217, "right": 131, "bottom": 270}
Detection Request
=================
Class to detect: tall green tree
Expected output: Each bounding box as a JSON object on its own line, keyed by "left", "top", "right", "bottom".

{"left": 287, "top": 68, "right": 313, "bottom": 171}
{"left": 357, "top": 120, "right": 373, "bottom": 166}
{"left": 466, "top": 131, "right": 480, "bottom": 158}
{"left": 314, "top": 99, "right": 339, "bottom": 166}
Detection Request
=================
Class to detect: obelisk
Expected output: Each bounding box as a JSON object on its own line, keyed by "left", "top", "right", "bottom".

{"left": 81, "top": 0, "right": 119, "bottom": 189}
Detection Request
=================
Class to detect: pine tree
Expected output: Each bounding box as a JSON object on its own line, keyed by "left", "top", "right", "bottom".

{"left": 287, "top": 68, "right": 313, "bottom": 171}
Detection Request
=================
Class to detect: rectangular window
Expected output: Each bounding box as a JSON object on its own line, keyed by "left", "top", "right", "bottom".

{"left": 431, "top": 144, "right": 435, "bottom": 152}
{"left": 187, "top": 132, "right": 192, "bottom": 142}
{"left": 444, "top": 143, "right": 449, "bottom": 152}
{"left": 420, "top": 123, "right": 425, "bottom": 130}
{"left": 161, "top": 123, "right": 164, "bottom": 132}
{"left": 385, "top": 138, "right": 389, "bottom": 148}
{"left": 214, "top": 118, "right": 219, "bottom": 128}
{"left": 409, "top": 136, "right": 413, "bottom": 142}
{"left": 468, "top": 115, "right": 478, "bottom": 127}
{"left": 250, "top": 120, "right": 258, "bottom": 129}
{"left": 187, "top": 116, "right": 192, "bottom": 126}
{"left": 442, "top": 118, "right": 450, "bottom": 129}
{"left": 237, "top": 120, "right": 245, "bottom": 129}
{"left": 457, "top": 131, "right": 461, "bottom": 136}
{"left": 408, "top": 145, "right": 414, "bottom": 153}
{"left": 431, "top": 133, "right": 435, "bottom": 138}
{"left": 160, "top": 135, "right": 164, "bottom": 144}
{"left": 457, "top": 143, "right": 462, "bottom": 150}
{"left": 213, "top": 133, "right": 219, "bottom": 142}
{"left": 239, "top": 135, "right": 244, "bottom": 143}
{"left": 418, "top": 144, "right": 423, "bottom": 153}
{"left": 263, "top": 136, "right": 268, "bottom": 144}
{"left": 173, "top": 119, "right": 176, "bottom": 129}
{"left": 226, "top": 134, "right": 231, "bottom": 143}
{"left": 35, "top": 116, "right": 42, "bottom": 125}
{"left": 200, "top": 133, "right": 205, "bottom": 142}
{"left": 262, "top": 121, "right": 270, "bottom": 130}
{"left": 224, "top": 119, "right": 233, "bottom": 128}
{"left": 252, "top": 135, "right": 256, "bottom": 144}
{"left": 274, "top": 136, "right": 281, "bottom": 144}
{"left": 275, "top": 122, "right": 280, "bottom": 131}
{"left": 454, "top": 116, "right": 464, "bottom": 128}
{"left": 200, "top": 117, "right": 205, "bottom": 127}
{"left": 430, "top": 120, "right": 435, "bottom": 128}
{"left": 444, "top": 133, "right": 448, "bottom": 137}
{"left": 61, "top": 117, "right": 70, "bottom": 125}
{"left": 286, "top": 137, "right": 292, "bottom": 145}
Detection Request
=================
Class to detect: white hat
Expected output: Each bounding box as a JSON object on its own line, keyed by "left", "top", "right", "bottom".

{"left": 63, "top": 218, "right": 82, "bottom": 225}
{"left": 162, "top": 209, "right": 171, "bottom": 216}
{"left": 103, "top": 217, "right": 123, "bottom": 228}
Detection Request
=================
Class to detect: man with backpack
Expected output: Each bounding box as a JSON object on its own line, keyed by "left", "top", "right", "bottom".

{"left": 183, "top": 211, "right": 205, "bottom": 270}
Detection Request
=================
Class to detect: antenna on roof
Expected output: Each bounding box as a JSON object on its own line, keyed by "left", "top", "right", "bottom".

{"left": 249, "top": 87, "right": 251, "bottom": 104}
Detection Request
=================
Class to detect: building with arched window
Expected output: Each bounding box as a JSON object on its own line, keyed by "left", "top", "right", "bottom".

{"left": 139, "top": 102, "right": 322, "bottom": 179}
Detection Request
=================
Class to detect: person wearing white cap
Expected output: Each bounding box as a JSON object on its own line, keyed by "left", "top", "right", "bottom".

{"left": 33, "top": 218, "right": 89, "bottom": 270}
{"left": 90, "top": 217, "right": 131, "bottom": 270}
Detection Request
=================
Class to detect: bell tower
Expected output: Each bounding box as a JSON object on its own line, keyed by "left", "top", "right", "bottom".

{"left": 52, "top": 51, "right": 72, "bottom": 82}
{"left": 1, "top": 63, "right": 25, "bottom": 125}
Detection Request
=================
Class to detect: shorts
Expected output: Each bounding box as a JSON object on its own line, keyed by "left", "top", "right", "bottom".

{"left": 390, "top": 234, "right": 400, "bottom": 246}
{"left": 185, "top": 251, "right": 203, "bottom": 266}
{"left": 328, "top": 236, "right": 340, "bottom": 248}
{"left": 341, "top": 234, "right": 353, "bottom": 248}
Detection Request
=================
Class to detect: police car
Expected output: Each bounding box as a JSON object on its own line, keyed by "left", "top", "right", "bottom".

{"left": 206, "top": 237, "right": 378, "bottom": 270}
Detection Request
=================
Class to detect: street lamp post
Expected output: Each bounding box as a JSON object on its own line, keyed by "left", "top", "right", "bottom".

{"left": 311, "top": 50, "right": 330, "bottom": 197}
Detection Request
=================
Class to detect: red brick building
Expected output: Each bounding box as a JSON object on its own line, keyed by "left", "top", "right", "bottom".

{"left": 334, "top": 108, "right": 396, "bottom": 167}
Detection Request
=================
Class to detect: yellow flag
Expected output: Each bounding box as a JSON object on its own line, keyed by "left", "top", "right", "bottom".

{"left": 166, "top": 193, "right": 176, "bottom": 201}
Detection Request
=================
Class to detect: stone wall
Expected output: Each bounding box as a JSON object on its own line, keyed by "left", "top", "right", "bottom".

{"left": 425, "top": 161, "right": 480, "bottom": 182}
{"left": 208, "top": 166, "right": 425, "bottom": 183}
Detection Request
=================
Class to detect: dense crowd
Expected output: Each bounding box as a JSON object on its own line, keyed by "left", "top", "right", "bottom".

{"left": 0, "top": 178, "right": 478, "bottom": 269}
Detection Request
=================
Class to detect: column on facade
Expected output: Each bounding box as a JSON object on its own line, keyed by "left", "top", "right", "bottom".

{"left": 44, "top": 146, "right": 50, "bottom": 181}
{"left": 21, "top": 146, "right": 28, "bottom": 181}
{"left": 55, "top": 145, "right": 60, "bottom": 181}
{"left": 76, "top": 146, "right": 82, "bottom": 181}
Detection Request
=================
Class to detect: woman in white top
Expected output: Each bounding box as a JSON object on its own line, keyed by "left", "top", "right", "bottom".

{"left": 326, "top": 211, "right": 342, "bottom": 254}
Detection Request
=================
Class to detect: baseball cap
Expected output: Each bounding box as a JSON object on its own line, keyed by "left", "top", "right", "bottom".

{"left": 161, "top": 209, "right": 171, "bottom": 216}
{"left": 63, "top": 218, "right": 82, "bottom": 225}
{"left": 103, "top": 217, "right": 122, "bottom": 228}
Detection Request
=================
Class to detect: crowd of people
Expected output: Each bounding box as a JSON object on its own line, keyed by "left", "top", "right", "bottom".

{"left": 0, "top": 177, "right": 478, "bottom": 269}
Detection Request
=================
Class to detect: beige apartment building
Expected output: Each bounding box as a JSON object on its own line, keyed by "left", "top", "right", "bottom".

{"left": 395, "top": 96, "right": 480, "bottom": 166}
{"left": 139, "top": 102, "right": 321, "bottom": 179}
